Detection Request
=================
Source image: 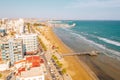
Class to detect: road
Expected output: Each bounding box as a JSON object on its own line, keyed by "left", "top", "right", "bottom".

{"left": 31, "top": 25, "right": 64, "bottom": 80}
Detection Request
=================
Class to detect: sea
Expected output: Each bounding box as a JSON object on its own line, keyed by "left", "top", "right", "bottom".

{"left": 53, "top": 20, "right": 120, "bottom": 60}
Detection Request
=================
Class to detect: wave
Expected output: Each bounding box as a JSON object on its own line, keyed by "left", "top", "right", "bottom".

{"left": 52, "top": 23, "right": 76, "bottom": 28}
{"left": 97, "top": 37, "right": 120, "bottom": 46}
{"left": 61, "top": 28, "right": 120, "bottom": 60}
{"left": 62, "top": 23, "right": 76, "bottom": 28}
{"left": 48, "top": 20, "right": 62, "bottom": 23}
{"left": 71, "top": 23, "right": 76, "bottom": 27}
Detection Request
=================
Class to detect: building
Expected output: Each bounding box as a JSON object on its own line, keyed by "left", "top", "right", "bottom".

{"left": 14, "top": 18, "right": 25, "bottom": 34}
{"left": 0, "top": 61, "right": 10, "bottom": 71}
{"left": 0, "top": 28, "right": 6, "bottom": 37}
{"left": 14, "top": 56, "right": 44, "bottom": 70}
{"left": 0, "top": 61, "right": 12, "bottom": 80}
{"left": 16, "top": 67, "right": 45, "bottom": 80}
{"left": 0, "top": 38, "right": 23, "bottom": 64}
{"left": 16, "top": 34, "right": 38, "bottom": 55}
{"left": 19, "top": 19, "right": 25, "bottom": 34}
{"left": 15, "top": 56, "right": 45, "bottom": 80}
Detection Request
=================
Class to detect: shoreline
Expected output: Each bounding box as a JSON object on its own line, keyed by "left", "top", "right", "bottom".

{"left": 42, "top": 26, "right": 98, "bottom": 80}
{"left": 53, "top": 27, "right": 120, "bottom": 80}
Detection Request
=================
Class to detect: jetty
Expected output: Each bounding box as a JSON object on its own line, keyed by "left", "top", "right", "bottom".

{"left": 61, "top": 51, "right": 99, "bottom": 56}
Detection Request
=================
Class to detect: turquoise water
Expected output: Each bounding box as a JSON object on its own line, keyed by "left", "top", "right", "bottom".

{"left": 55, "top": 20, "right": 120, "bottom": 59}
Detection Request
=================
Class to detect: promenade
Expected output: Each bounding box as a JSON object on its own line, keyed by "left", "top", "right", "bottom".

{"left": 32, "top": 26, "right": 66, "bottom": 80}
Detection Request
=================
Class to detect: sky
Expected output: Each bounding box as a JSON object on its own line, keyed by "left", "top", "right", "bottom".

{"left": 0, "top": 0, "right": 120, "bottom": 20}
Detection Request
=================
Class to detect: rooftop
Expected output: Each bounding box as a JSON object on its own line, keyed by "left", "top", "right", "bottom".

{"left": 26, "top": 56, "right": 42, "bottom": 67}
{"left": 0, "top": 37, "right": 22, "bottom": 44}
{"left": 20, "top": 67, "right": 43, "bottom": 78}
{"left": 14, "top": 60, "right": 26, "bottom": 64}
{"left": 15, "top": 56, "right": 44, "bottom": 75}
{"left": 15, "top": 33, "right": 37, "bottom": 38}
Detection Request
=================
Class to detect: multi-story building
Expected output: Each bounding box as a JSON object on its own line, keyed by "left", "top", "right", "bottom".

{"left": 14, "top": 18, "right": 25, "bottom": 34}
{"left": 15, "top": 56, "right": 45, "bottom": 80}
{"left": 0, "top": 28, "right": 6, "bottom": 37}
{"left": 0, "top": 61, "right": 10, "bottom": 71}
{"left": 0, "top": 38, "right": 23, "bottom": 64}
{"left": 16, "top": 67, "right": 45, "bottom": 80}
{"left": 0, "top": 59, "right": 12, "bottom": 80}
{"left": 16, "top": 34, "right": 38, "bottom": 55}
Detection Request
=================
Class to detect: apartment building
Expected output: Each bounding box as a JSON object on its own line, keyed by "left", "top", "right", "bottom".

{"left": 0, "top": 38, "right": 23, "bottom": 64}
{"left": 16, "top": 34, "right": 38, "bottom": 55}
{"left": 0, "top": 28, "right": 6, "bottom": 37}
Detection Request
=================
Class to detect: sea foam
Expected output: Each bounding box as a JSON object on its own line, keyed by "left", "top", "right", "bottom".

{"left": 97, "top": 37, "right": 120, "bottom": 46}
{"left": 61, "top": 27, "right": 120, "bottom": 60}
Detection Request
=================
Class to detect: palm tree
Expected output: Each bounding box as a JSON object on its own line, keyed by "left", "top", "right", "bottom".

{"left": 61, "top": 68, "right": 67, "bottom": 75}
{"left": 0, "top": 73, "right": 2, "bottom": 78}
{"left": 52, "top": 55, "right": 57, "bottom": 60}
{"left": 57, "top": 63, "right": 63, "bottom": 68}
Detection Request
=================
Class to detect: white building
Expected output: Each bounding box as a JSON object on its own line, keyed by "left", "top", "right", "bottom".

{"left": 14, "top": 18, "right": 25, "bottom": 34}
{"left": 16, "top": 34, "right": 38, "bottom": 55}
{"left": 19, "top": 19, "right": 24, "bottom": 34}
{"left": 15, "top": 56, "right": 45, "bottom": 80}
{"left": 0, "top": 61, "right": 10, "bottom": 71}
{"left": 16, "top": 67, "right": 45, "bottom": 80}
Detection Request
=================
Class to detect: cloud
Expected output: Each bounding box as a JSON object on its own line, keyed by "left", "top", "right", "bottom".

{"left": 66, "top": 0, "right": 120, "bottom": 9}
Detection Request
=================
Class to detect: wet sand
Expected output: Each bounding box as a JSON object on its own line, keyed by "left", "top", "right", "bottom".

{"left": 54, "top": 28, "right": 120, "bottom": 80}
{"left": 79, "top": 54, "right": 120, "bottom": 80}
{"left": 39, "top": 26, "right": 97, "bottom": 80}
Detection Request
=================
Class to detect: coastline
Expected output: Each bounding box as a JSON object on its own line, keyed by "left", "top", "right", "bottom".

{"left": 53, "top": 27, "right": 120, "bottom": 80}
{"left": 42, "top": 26, "right": 97, "bottom": 80}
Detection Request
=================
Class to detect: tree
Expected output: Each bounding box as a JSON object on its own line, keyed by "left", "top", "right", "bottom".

{"left": 0, "top": 73, "right": 2, "bottom": 78}
{"left": 38, "top": 37, "right": 47, "bottom": 51}
{"left": 52, "top": 55, "right": 57, "bottom": 60}
{"left": 57, "top": 63, "right": 63, "bottom": 68}
{"left": 61, "top": 68, "right": 67, "bottom": 75}
{"left": 33, "top": 23, "right": 43, "bottom": 26}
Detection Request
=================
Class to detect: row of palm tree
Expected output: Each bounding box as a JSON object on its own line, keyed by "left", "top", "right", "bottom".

{"left": 52, "top": 55, "right": 66, "bottom": 75}
{"left": 37, "top": 36, "right": 47, "bottom": 51}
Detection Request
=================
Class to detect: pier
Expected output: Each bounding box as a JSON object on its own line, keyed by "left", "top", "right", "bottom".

{"left": 61, "top": 51, "right": 99, "bottom": 56}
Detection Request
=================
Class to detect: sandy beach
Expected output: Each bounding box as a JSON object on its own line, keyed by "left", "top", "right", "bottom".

{"left": 40, "top": 26, "right": 97, "bottom": 80}
{"left": 53, "top": 27, "right": 120, "bottom": 80}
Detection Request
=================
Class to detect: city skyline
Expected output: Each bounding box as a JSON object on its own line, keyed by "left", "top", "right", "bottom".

{"left": 0, "top": 0, "right": 120, "bottom": 20}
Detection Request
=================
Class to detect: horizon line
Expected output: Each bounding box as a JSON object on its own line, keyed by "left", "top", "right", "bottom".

{"left": 0, "top": 18, "right": 120, "bottom": 21}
